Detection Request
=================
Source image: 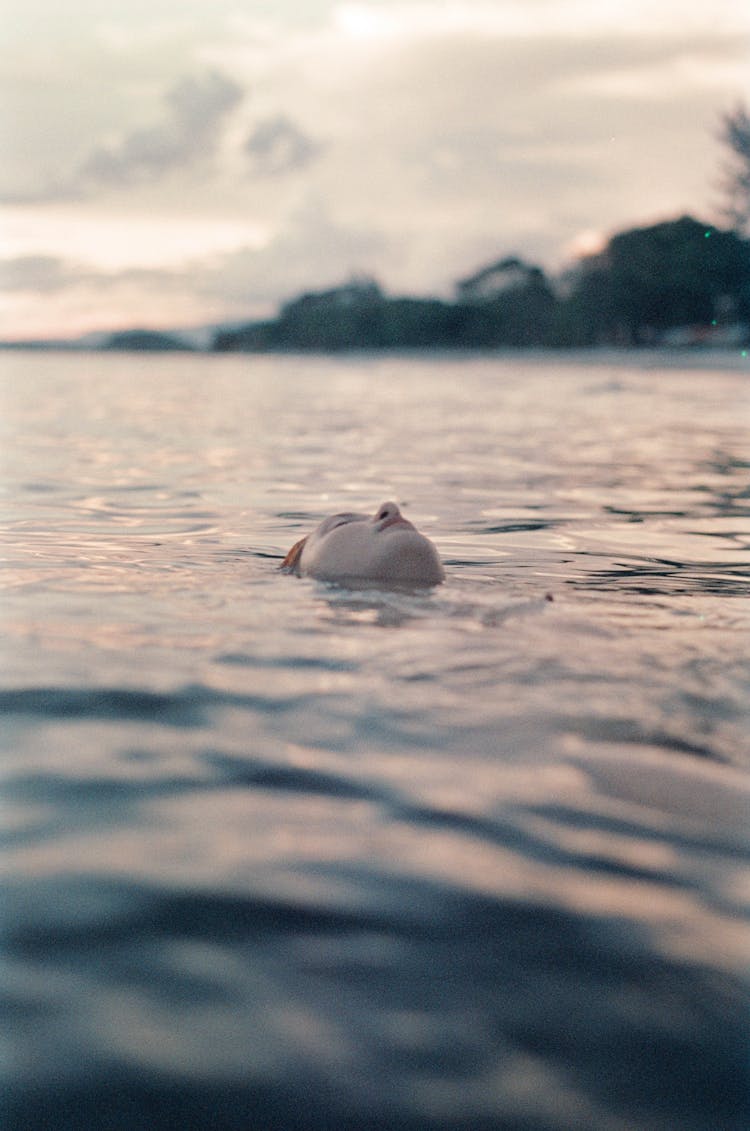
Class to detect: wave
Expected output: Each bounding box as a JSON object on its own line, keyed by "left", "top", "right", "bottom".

{"left": 3, "top": 870, "right": 748, "bottom": 1131}
{"left": 0, "top": 684, "right": 320, "bottom": 727}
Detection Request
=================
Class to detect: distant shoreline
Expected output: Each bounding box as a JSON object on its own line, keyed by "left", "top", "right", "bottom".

{"left": 2, "top": 343, "right": 747, "bottom": 372}
{"left": 2, "top": 214, "right": 747, "bottom": 359}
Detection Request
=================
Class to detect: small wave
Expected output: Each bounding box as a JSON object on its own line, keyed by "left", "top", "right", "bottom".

{"left": 571, "top": 557, "right": 750, "bottom": 597}
{"left": 474, "top": 520, "right": 560, "bottom": 534}
{"left": 556, "top": 713, "right": 727, "bottom": 763}
{"left": 199, "top": 750, "right": 380, "bottom": 801}
{"left": 215, "top": 651, "right": 357, "bottom": 672}
{"left": 0, "top": 687, "right": 208, "bottom": 727}
{"left": 3, "top": 875, "right": 398, "bottom": 955}
{"left": 4, "top": 870, "right": 748, "bottom": 1131}
{"left": 0, "top": 684, "right": 320, "bottom": 728}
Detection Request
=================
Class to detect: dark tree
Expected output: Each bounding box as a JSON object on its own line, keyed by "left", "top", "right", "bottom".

{"left": 102, "top": 328, "right": 193, "bottom": 351}
{"left": 560, "top": 216, "right": 750, "bottom": 346}
{"left": 272, "top": 277, "right": 387, "bottom": 350}
{"left": 210, "top": 215, "right": 750, "bottom": 353}
{"left": 718, "top": 103, "right": 750, "bottom": 235}
{"left": 454, "top": 258, "right": 557, "bottom": 346}
{"left": 608, "top": 216, "right": 750, "bottom": 341}
{"left": 552, "top": 255, "right": 616, "bottom": 346}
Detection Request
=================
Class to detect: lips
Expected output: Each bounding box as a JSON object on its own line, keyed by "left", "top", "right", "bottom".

{"left": 378, "top": 515, "right": 411, "bottom": 531}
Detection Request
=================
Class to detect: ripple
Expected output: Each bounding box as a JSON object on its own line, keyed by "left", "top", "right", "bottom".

{"left": 4, "top": 352, "right": 750, "bottom": 1131}
{"left": 569, "top": 555, "right": 750, "bottom": 597}
{"left": 0, "top": 684, "right": 319, "bottom": 727}
{"left": 0, "top": 687, "right": 208, "bottom": 727}
{"left": 3, "top": 872, "right": 748, "bottom": 1131}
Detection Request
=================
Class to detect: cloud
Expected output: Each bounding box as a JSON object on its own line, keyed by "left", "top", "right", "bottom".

{"left": 0, "top": 205, "right": 385, "bottom": 337}
{"left": 330, "top": 0, "right": 750, "bottom": 41}
{"left": 194, "top": 204, "right": 387, "bottom": 311}
{"left": 2, "top": 0, "right": 749, "bottom": 337}
{"left": 0, "top": 255, "right": 82, "bottom": 293}
{"left": 0, "top": 252, "right": 221, "bottom": 339}
{"left": 292, "top": 26, "right": 747, "bottom": 272}
{"left": 0, "top": 70, "right": 245, "bottom": 203}
{"left": 79, "top": 70, "right": 243, "bottom": 188}
{"left": 0, "top": 253, "right": 178, "bottom": 298}
{"left": 244, "top": 115, "right": 322, "bottom": 175}
{"left": 1, "top": 68, "right": 322, "bottom": 205}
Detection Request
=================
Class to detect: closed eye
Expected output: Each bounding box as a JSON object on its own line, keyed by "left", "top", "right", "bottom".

{"left": 332, "top": 515, "right": 358, "bottom": 529}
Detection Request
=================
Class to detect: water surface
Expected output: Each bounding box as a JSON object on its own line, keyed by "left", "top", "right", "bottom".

{"left": 2, "top": 350, "right": 749, "bottom": 1130}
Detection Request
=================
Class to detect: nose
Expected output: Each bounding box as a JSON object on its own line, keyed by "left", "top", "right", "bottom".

{"left": 375, "top": 501, "right": 409, "bottom": 530}
{"left": 376, "top": 501, "right": 400, "bottom": 523}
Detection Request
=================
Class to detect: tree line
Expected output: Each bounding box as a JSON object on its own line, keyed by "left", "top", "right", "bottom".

{"left": 213, "top": 214, "right": 749, "bottom": 352}
{"left": 213, "top": 107, "right": 750, "bottom": 353}
{"left": 83, "top": 105, "right": 747, "bottom": 354}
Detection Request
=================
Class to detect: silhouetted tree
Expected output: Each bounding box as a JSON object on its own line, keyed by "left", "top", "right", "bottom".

{"left": 562, "top": 216, "right": 750, "bottom": 345}
{"left": 213, "top": 321, "right": 276, "bottom": 351}
{"left": 272, "top": 277, "right": 386, "bottom": 350}
{"left": 210, "top": 215, "right": 749, "bottom": 353}
{"left": 718, "top": 103, "right": 750, "bottom": 235}
{"left": 456, "top": 256, "right": 534, "bottom": 302}
{"left": 454, "top": 258, "right": 557, "bottom": 346}
{"left": 552, "top": 254, "right": 616, "bottom": 346}
{"left": 611, "top": 216, "right": 749, "bottom": 341}
{"left": 102, "top": 328, "right": 193, "bottom": 351}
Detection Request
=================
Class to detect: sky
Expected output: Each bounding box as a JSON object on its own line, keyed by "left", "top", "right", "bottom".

{"left": 1, "top": 0, "right": 748, "bottom": 340}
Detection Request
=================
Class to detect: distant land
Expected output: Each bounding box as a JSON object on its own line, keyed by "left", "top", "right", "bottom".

{"left": 3, "top": 215, "right": 749, "bottom": 354}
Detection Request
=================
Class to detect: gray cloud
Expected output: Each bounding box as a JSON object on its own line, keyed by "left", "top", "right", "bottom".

{"left": 329, "top": 28, "right": 743, "bottom": 269}
{"left": 244, "top": 115, "right": 322, "bottom": 176}
{"left": 80, "top": 70, "right": 243, "bottom": 188}
{"left": 3, "top": 6, "right": 746, "bottom": 337}
{"left": 167, "top": 70, "right": 244, "bottom": 130}
{"left": 194, "top": 206, "right": 386, "bottom": 310}
{"left": 0, "top": 254, "right": 187, "bottom": 297}
{"left": 0, "top": 255, "right": 88, "bottom": 292}
{"left": 0, "top": 206, "right": 384, "bottom": 326}
{"left": 0, "top": 70, "right": 245, "bottom": 203}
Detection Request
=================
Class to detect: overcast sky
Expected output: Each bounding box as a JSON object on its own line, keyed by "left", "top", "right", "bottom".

{"left": 1, "top": 0, "right": 748, "bottom": 339}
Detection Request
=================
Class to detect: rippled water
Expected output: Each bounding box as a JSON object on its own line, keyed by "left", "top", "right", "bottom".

{"left": 2, "top": 350, "right": 749, "bottom": 1131}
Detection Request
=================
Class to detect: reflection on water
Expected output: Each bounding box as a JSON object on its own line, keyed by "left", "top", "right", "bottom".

{"left": 1, "top": 350, "right": 749, "bottom": 1131}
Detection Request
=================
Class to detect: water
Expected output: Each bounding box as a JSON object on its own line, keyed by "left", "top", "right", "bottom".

{"left": 1, "top": 349, "right": 749, "bottom": 1131}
